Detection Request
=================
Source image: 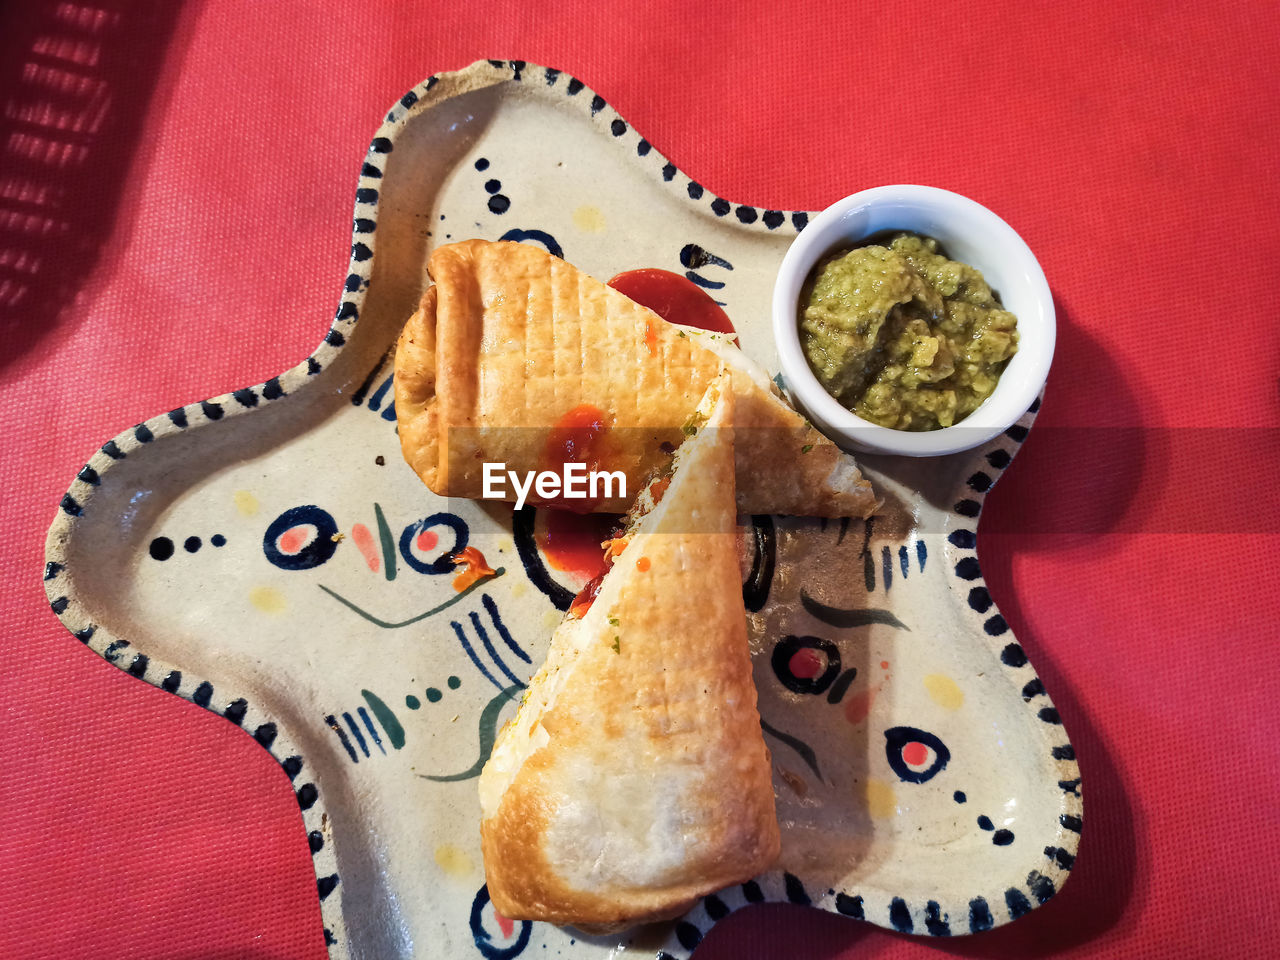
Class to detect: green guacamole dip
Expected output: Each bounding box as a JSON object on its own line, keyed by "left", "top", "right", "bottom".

{"left": 799, "top": 233, "right": 1019, "bottom": 431}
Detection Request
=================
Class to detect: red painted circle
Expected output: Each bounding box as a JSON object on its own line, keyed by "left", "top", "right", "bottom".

{"left": 901, "top": 741, "right": 929, "bottom": 766}
{"left": 416, "top": 529, "right": 439, "bottom": 552}
{"left": 278, "top": 526, "right": 309, "bottom": 554}
{"left": 787, "top": 648, "right": 825, "bottom": 679}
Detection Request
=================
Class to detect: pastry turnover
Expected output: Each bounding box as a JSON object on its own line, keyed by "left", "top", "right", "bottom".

{"left": 394, "top": 239, "right": 877, "bottom": 517}
{"left": 478, "top": 377, "right": 780, "bottom": 932}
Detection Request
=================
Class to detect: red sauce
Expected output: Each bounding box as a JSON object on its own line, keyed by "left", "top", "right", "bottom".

{"left": 538, "top": 509, "right": 616, "bottom": 582}
{"left": 644, "top": 316, "right": 660, "bottom": 357}
{"left": 451, "top": 546, "right": 496, "bottom": 592}
{"left": 568, "top": 572, "right": 606, "bottom": 618}
{"left": 540, "top": 404, "right": 612, "bottom": 513}
{"left": 608, "top": 269, "right": 737, "bottom": 341}
{"left": 545, "top": 403, "right": 608, "bottom": 465}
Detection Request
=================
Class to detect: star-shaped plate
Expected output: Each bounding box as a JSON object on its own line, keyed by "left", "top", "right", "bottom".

{"left": 44, "top": 59, "right": 1081, "bottom": 960}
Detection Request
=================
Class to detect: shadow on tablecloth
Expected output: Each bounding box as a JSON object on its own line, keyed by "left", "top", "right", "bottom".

{"left": 694, "top": 305, "right": 1143, "bottom": 959}
{"left": 0, "top": 0, "right": 200, "bottom": 368}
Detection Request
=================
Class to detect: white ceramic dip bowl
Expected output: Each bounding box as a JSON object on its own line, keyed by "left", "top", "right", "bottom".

{"left": 772, "top": 185, "right": 1055, "bottom": 457}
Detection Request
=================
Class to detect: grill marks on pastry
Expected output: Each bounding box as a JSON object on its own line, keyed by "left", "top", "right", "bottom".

{"left": 395, "top": 240, "right": 876, "bottom": 516}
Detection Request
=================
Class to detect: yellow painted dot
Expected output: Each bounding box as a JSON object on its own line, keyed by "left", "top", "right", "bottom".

{"left": 509, "top": 580, "right": 528, "bottom": 599}
{"left": 249, "top": 586, "right": 286, "bottom": 615}
{"left": 234, "top": 490, "right": 259, "bottom": 516}
{"left": 572, "top": 205, "right": 606, "bottom": 233}
{"left": 435, "top": 844, "right": 474, "bottom": 877}
{"left": 542, "top": 609, "right": 562, "bottom": 631}
{"left": 924, "top": 674, "right": 964, "bottom": 711}
{"left": 864, "top": 778, "right": 898, "bottom": 819}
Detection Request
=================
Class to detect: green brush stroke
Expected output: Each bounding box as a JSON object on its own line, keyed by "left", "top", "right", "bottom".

{"left": 419, "top": 685, "right": 521, "bottom": 782}
{"left": 317, "top": 567, "right": 505, "bottom": 628}
{"left": 361, "top": 689, "right": 405, "bottom": 750}
{"left": 374, "top": 502, "right": 397, "bottom": 582}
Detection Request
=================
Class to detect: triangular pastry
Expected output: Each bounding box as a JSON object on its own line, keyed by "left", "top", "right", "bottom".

{"left": 478, "top": 377, "right": 780, "bottom": 932}
{"left": 394, "top": 239, "right": 877, "bottom": 517}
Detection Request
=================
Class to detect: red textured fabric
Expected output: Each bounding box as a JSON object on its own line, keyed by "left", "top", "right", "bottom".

{"left": 3, "top": 2, "right": 1278, "bottom": 958}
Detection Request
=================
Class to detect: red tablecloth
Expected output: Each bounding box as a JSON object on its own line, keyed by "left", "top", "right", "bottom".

{"left": 3, "top": 2, "right": 1278, "bottom": 958}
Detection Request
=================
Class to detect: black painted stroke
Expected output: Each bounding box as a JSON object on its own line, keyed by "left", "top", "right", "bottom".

{"left": 468, "top": 609, "right": 526, "bottom": 689}
{"left": 325, "top": 714, "right": 359, "bottom": 763}
{"left": 482, "top": 593, "right": 531, "bottom": 664}
{"left": 800, "top": 591, "right": 910, "bottom": 631}
{"left": 743, "top": 515, "right": 776, "bottom": 612}
{"left": 760, "top": 716, "right": 823, "bottom": 782}
{"left": 512, "top": 507, "right": 574, "bottom": 610}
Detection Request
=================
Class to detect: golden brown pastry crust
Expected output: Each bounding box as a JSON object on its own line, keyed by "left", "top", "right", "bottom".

{"left": 393, "top": 239, "right": 877, "bottom": 517}
{"left": 394, "top": 285, "right": 440, "bottom": 489}
{"left": 478, "top": 384, "right": 780, "bottom": 932}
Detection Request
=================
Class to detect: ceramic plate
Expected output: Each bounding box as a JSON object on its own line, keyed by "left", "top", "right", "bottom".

{"left": 44, "top": 60, "right": 1081, "bottom": 960}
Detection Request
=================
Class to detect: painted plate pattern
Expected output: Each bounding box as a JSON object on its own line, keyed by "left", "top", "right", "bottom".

{"left": 44, "top": 60, "right": 1081, "bottom": 959}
